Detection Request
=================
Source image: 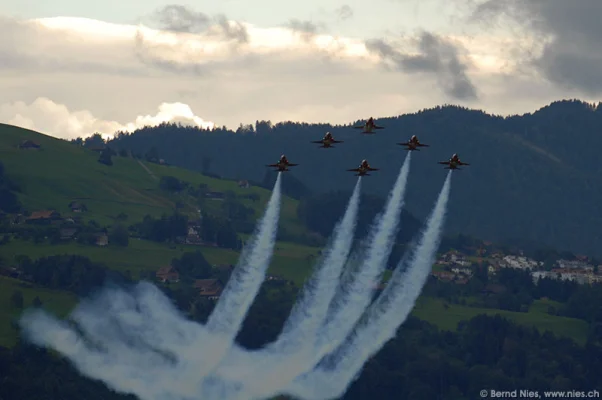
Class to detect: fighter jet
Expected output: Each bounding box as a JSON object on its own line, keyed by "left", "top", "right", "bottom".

{"left": 438, "top": 153, "right": 469, "bottom": 169}
{"left": 266, "top": 154, "right": 298, "bottom": 172}
{"left": 353, "top": 117, "right": 384, "bottom": 134}
{"left": 398, "top": 135, "right": 429, "bottom": 151}
{"left": 311, "top": 132, "right": 343, "bottom": 148}
{"left": 347, "top": 159, "right": 379, "bottom": 176}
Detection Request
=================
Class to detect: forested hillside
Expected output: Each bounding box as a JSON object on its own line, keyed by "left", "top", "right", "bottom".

{"left": 108, "top": 100, "right": 602, "bottom": 256}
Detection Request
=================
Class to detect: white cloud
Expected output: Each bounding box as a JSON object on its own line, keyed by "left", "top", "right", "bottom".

{"left": 0, "top": 11, "right": 585, "bottom": 140}
{"left": 0, "top": 98, "right": 214, "bottom": 140}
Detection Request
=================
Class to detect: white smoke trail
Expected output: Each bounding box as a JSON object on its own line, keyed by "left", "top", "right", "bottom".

{"left": 191, "top": 172, "right": 282, "bottom": 378}
{"left": 18, "top": 173, "right": 284, "bottom": 400}
{"left": 285, "top": 170, "right": 453, "bottom": 400}
{"left": 207, "top": 178, "right": 363, "bottom": 398}
{"left": 310, "top": 152, "right": 412, "bottom": 358}
{"left": 20, "top": 292, "right": 204, "bottom": 400}
{"left": 16, "top": 165, "right": 453, "bottom": 400}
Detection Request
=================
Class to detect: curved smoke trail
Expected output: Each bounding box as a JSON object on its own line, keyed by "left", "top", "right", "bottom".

{"left": 19, "top": 173, "right": 285, "bottom": 400}
{"left": 309, "top": 152, "right": 411, "bottom": 360}
{"left": 285, "top": 170, "right": 453, "bottom": 400}
{"left": 208, "top": 178, "right": 363, "bottom": 398}
{"left": 17, "top": 164, "right": 456, "bottom": 400}
{"left": 198, "top": 172, "right": 283, "bottom": 375}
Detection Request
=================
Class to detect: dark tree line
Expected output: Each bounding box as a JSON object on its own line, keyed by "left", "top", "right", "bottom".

{"left": 0, "top": 343, "right": 138, "bottom": 400}
{"left": 343, "top": 314, "right": 602, "bottom": 400}
{"left": 0, "top": 161, "right": 21, "bottom": 214}
{"left": 16, "top": 255, "right": 130, "bottom": 296}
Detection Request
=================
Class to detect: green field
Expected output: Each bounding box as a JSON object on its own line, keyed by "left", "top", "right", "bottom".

{"left": 0, "top": 276, "right": 77, "bottom": 347}
{"left": 2, "top": 238, "right": 320, "bottom": 285}
{"left": 412, "top": 297, "right": 589, "bottom": 345}
{"left": 0, "top": 123, "right": 310, "bottom": 235}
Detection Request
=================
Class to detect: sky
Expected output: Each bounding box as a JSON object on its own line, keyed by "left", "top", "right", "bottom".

{"left": 0, "top": 0, "right": 601, "bottom": 139}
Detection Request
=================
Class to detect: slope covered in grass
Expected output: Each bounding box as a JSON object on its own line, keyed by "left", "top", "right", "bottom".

{"left": 0, "top": 123, "right": 309, "bottom": 235}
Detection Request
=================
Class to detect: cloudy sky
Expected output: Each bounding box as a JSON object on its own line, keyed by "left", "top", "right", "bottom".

{"left": 1, "top": 0, "right": 600, "bottom": 139}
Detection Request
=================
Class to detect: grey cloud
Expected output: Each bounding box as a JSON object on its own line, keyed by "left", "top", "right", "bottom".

{"left": 151, "top": 5, "right": 248, "bottom": 44}
{"left": 286, "top": 19, "right": 326, "bottom": 41}
{"left": 365, "top": 32, "right": 478, "bottom": 100}
{"left": 335, "top": 5, "right": 354, "bottom": 21}
{"left": 214, "top": 14, "right": 249, "bottom": 44}
{"left": 153, "top": 4, "right": 211, "bottom": 33}
{"left": 469, "top": 0, "right": 602, "bottom": 95}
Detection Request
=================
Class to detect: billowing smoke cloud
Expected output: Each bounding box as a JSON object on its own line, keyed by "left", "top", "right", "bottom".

{"left": 365, "top": 32, "right": 478, "bottom": 100}
{"left": 18, "top": 165, "right": 453, "bottom": 400}
{"left": 0, "top": 97, "right": 214, "bottom": 139}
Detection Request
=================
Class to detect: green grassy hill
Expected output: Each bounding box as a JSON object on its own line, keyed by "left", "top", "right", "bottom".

{"left": 0, "top": 123, "right": 305, "bottom": 231}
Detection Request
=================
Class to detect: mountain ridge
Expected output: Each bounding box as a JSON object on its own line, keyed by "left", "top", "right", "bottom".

{"left": 106, "top": 99, "right": 602, "bottom": 256}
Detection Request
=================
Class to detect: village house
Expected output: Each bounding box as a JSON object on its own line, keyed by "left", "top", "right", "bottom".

{"left": 9, "top": 214, "right": 25, "bottom": 225}
{"left": 68, "top": 201, "right": 87, "bottom": 213}
{"left": 184, "top": 220, "right": 203, "bottom": 244}
{"left": 532, "top": 268, "right": 600, "bottom": 285}
{"left": 194, "top": 279, "right": 223, "bottom": 300}
{"left": 26, "top": 210, "right": 62, "bottom": 224}
{"left": 441, "top": 251, "right": 471, "bottom": 266}
{"left": 499, "top": 255, "right": 541, "bottom": 270}
{"left": 556, "top": 259, "right": 594, "bottom": 271}
{"left": 187, "top": 220, "right": 201, "bottom": 235}
{"left": 238, "top": 180, "right": 250, "bottom": 189}
{"left": 60, "top": 227, "right": 78, "bottom": 240}
{"left": 451, "top": 267, "right": 473, "bottom": 276}
{"left": 0, "top": 266, "right": 21, "bottom": 279}
{"left": 156, "top": 266, "right": 180, "bottom": 283}
{"left": 95, "top": 232, "right": 109, "bottom": 246}
{"left": 531, "top": 270, "right": 556, "bottom": 283}
{"left": 19, "top": 140, "right": 41, "bottom": 149}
